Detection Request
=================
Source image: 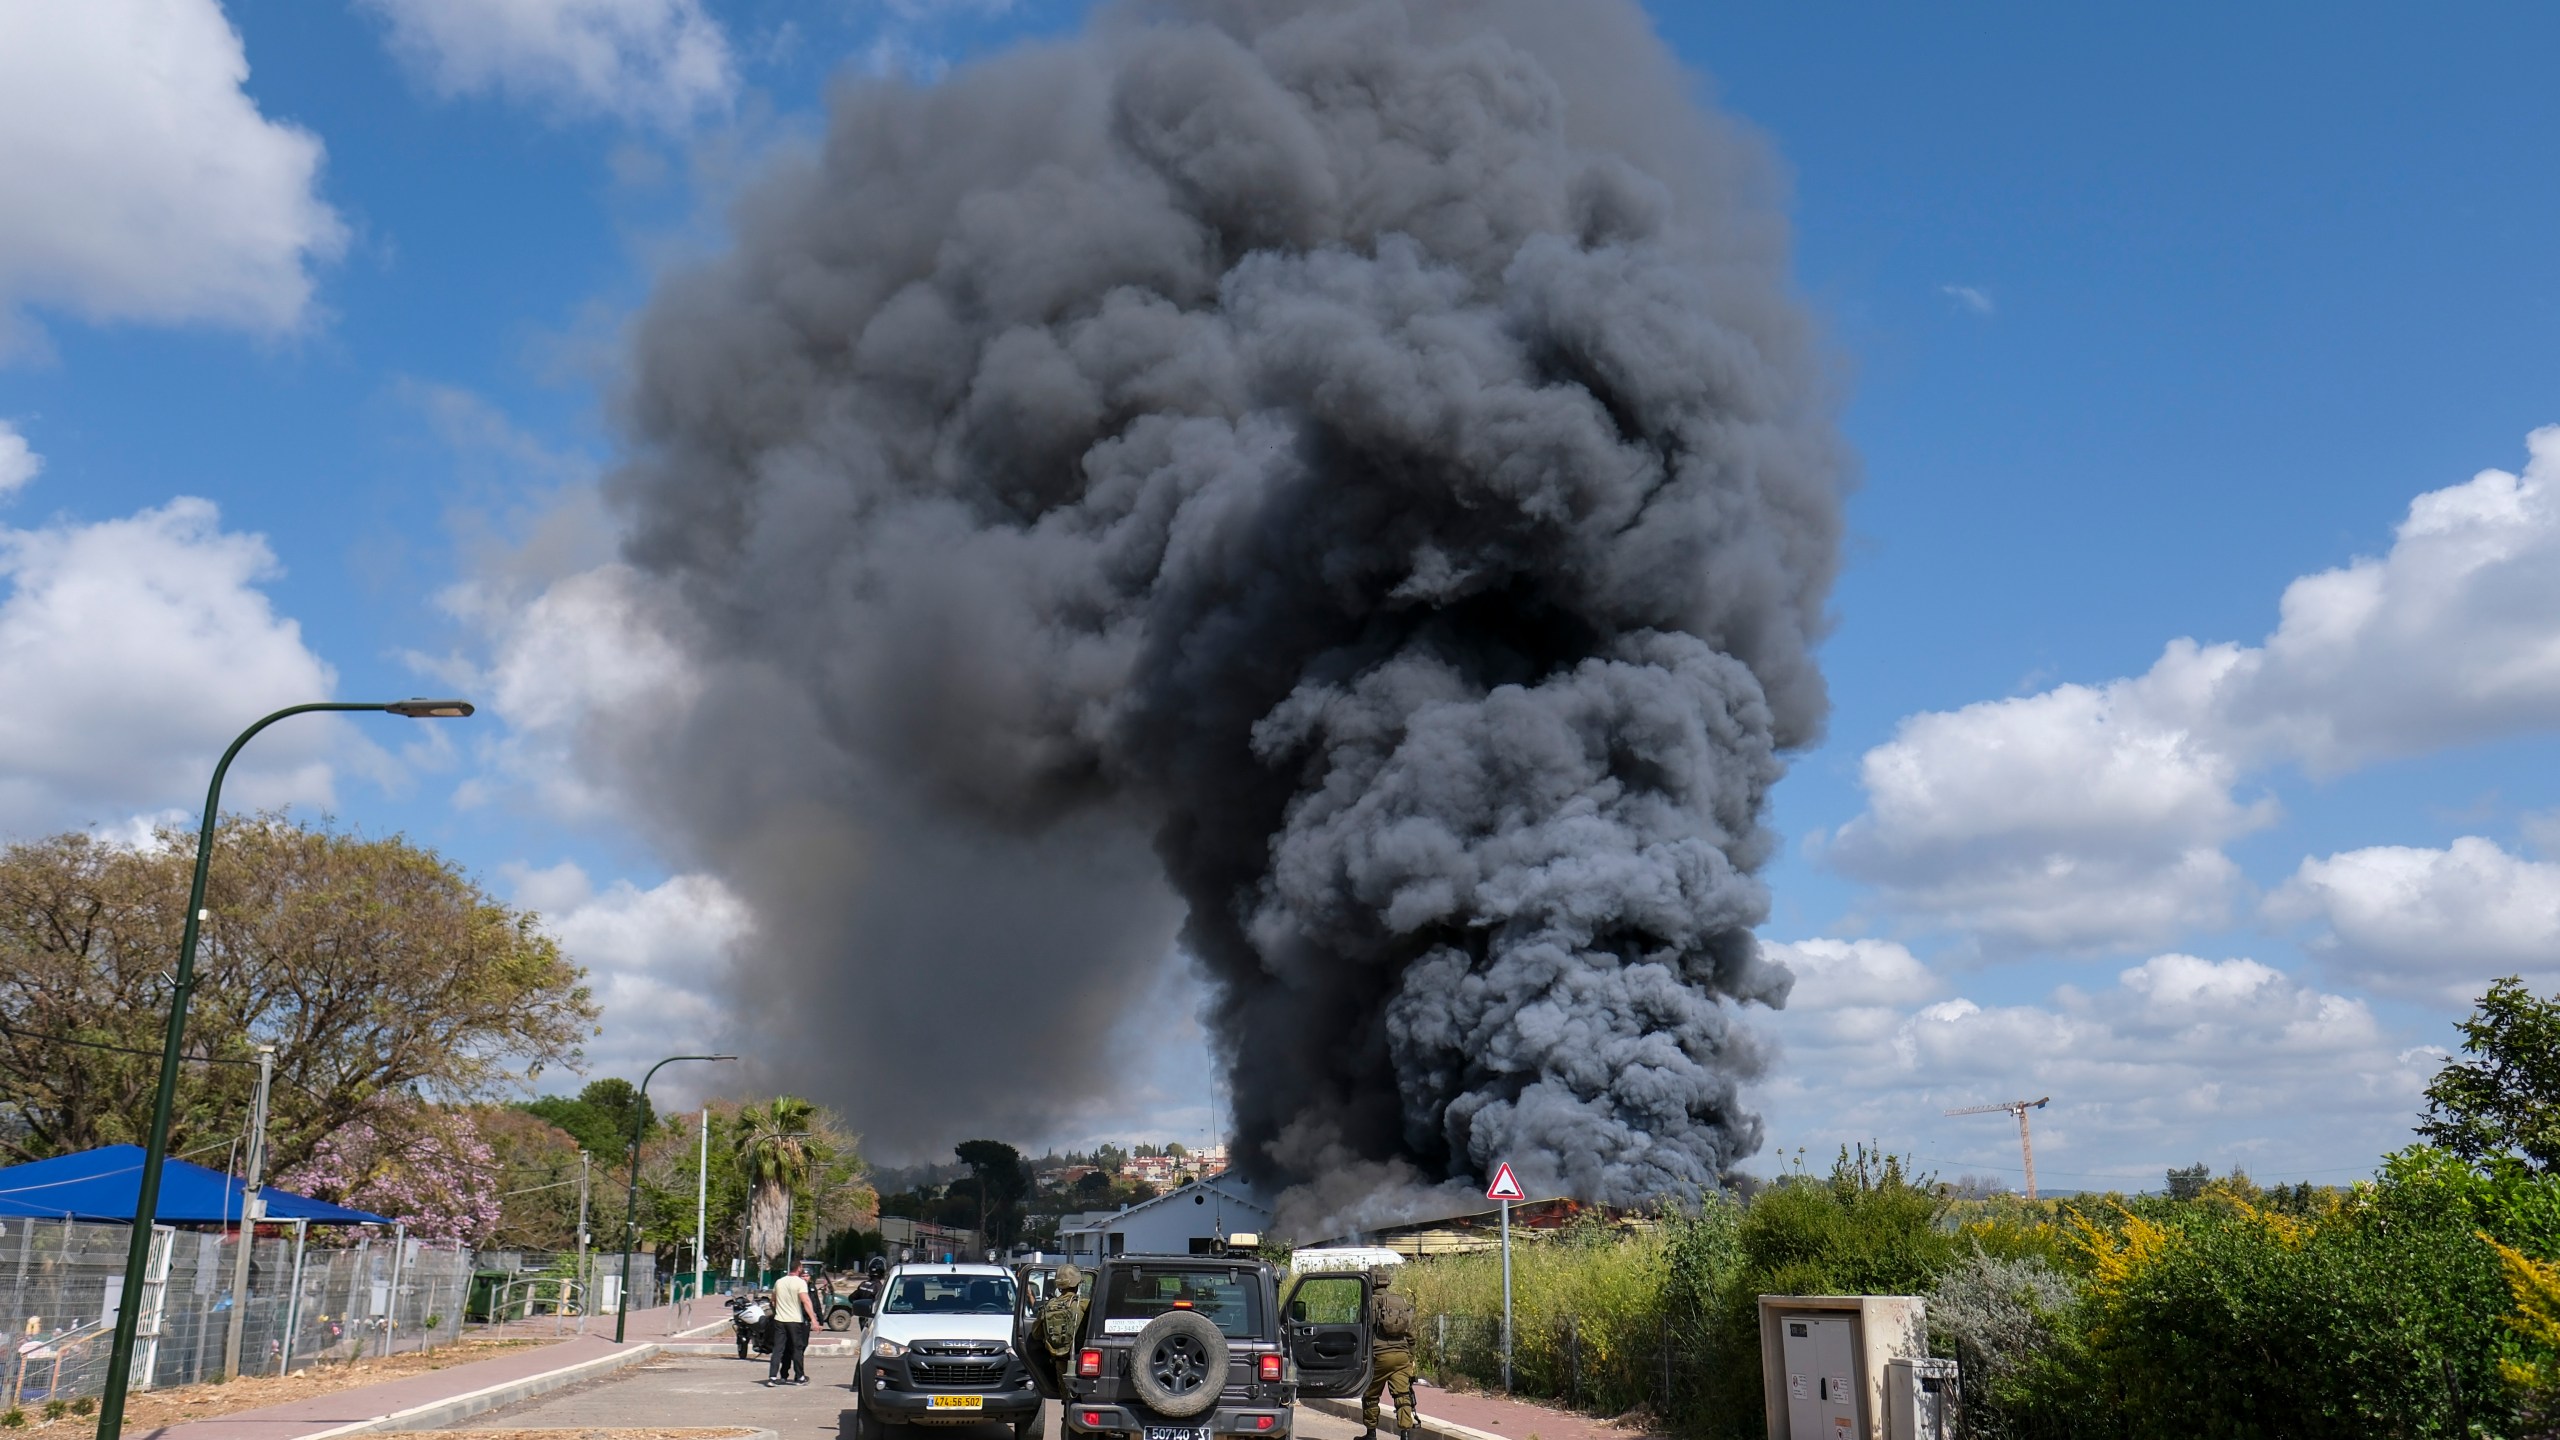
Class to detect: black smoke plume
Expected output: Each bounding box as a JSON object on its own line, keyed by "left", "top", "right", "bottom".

{"left": 600, "top": 0, "right": 1846, "bottom": 1217}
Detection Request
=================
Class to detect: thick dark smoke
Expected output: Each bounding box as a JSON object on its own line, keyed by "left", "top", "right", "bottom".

{"left": 601, "top": 0, "right": 1846, "bottom": 1215}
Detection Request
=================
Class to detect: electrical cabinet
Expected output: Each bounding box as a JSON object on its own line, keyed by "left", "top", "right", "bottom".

{"left": 1781, "top": 1314, "right": 1858, "bottom": 1439}
{"left": 1885, "top": 1356, "right": 1959, "bottom": 1440}
{"left": 1755, "top": 1295, "right": 1929, "bottom": 1440}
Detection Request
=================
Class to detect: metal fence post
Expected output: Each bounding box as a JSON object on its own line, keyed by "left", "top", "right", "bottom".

{"left": 1566, "top": 1315, "right": 1579, "bottom": 1406}
{"left": 1658, "top": 1311, "right": 1671, "bottom": 1414}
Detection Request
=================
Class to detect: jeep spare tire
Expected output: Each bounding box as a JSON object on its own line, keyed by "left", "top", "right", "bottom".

{"left": 1130, "top": 1310, "right": 1228, "bottom": 1418}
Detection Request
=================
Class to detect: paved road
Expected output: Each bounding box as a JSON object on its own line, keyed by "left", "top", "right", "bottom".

{"left": 451, "top": 1354, "right": 1370, "bottom": 1440}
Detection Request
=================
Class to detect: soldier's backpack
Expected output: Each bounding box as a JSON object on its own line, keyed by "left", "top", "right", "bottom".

{"left": 1040, "top": 1294, "right": 1086, "bottom": 1358}
{"left": 1373, "top": 1287, "right": 1416, "bottom": 1343}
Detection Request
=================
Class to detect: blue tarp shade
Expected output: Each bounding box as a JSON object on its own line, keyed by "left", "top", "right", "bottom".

{"left": 0, "top": 1144, "right": 390, "bottom": 1225}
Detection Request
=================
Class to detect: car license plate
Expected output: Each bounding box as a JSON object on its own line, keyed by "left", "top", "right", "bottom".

{"left": 929, "top": 1396, "right": 984, "bottom": 1410}
{"left": 1143, "top": 1429, "right": 1205, "bottom": 1440}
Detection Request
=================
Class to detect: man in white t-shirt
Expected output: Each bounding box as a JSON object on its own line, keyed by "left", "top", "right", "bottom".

{"left": 768, "top": 1262, "right": 816, "bottom": 1386}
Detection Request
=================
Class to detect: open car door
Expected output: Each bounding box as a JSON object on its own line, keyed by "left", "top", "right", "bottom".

{"left": 1013, "top": 1264, "right": 1064, "bottom": 1399}
{"left": 1281, "top": 1270, "right": 1373, "bottom": 1399}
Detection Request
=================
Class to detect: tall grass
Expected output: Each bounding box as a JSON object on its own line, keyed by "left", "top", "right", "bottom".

{"left": 1398, "top": 1214, "right": 1683, "bottom": 1415}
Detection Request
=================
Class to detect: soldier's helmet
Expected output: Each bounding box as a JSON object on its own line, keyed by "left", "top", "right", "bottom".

{"left": 1055, "top": 1263, "right": 1084, "bottom": 1292}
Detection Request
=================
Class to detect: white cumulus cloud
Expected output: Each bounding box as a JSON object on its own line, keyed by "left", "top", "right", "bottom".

{"left": 0, "top": 423, "right": 39, "bottom": 497}
{"left": 1832, "top": 426, "right": 2560, "bottom": 952}
{"left": 0, "top": 0, "right": 344, "bottom": 349}
{"left": 2272, "top": 836, "right": 2560, "bottom": 1004}
{"left": 360, "top": 0, "right": 735, "bottom": 126}
{"left": 1751, "top": 942, "right": 2427, "bottom": 1187}
{"left": 0, "top": 499, "right": 347, "bottom": 839}
{"left": 510, "top": 860, "right": 750, "bottom": 1100}
{"left": 1830, "top": 640, "right": 2274, "bottom": 951}
{"left": 444, "top": 562, "right": 698, "bottom": 819}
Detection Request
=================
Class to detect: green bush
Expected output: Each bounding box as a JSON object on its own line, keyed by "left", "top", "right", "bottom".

{"left": 1926, "top": 1251, "right": 2075, "bottom": 1437}
{"left": 40, "top": 1403, "right": 65, "bottom": 1422}
{"left": 68, "top": 1398, "right": 92, "bottom": 1418}
{"left": 2002, "top": 1187, "right": 2520, "bottom": 1437}
{"left": 1369, "top": 1144, "right": 2560, "bottom": 1438}
{"left": 1, "top": 1408, "right": 23, "bottom": 1429}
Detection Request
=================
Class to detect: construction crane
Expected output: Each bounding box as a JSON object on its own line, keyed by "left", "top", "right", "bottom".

{"left": 1945, "top": 1097, "right": 2053, "bottom": 1199}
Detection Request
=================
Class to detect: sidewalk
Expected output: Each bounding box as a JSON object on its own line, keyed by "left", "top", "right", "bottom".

{"left": 479, "top": 1298, "right": 732, "bottom": 1343}
{"left": 128, "top": 1303, "right": 723, "bottom": 1440}
{"left": 1308, "top": 1381, "right": 1670, "bottom": 1440}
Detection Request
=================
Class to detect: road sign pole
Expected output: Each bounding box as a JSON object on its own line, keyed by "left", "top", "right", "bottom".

{"left": 1499, "top": 1198, "right": 1512, "bottom": 1395}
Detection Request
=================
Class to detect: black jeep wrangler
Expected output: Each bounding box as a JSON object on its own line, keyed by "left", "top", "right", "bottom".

{"left": 1014, "top": 1255, "right": 1376, "bottom": 1440}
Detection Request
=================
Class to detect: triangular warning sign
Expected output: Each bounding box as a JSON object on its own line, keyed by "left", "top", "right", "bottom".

{"left": 1486, "top": 1162, "right": 1527, "bottom": 1201}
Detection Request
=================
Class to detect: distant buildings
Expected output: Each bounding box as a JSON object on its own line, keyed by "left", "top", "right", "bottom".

{"left": 1056, "top": 1171, "right": 1270, "bottom": 1261}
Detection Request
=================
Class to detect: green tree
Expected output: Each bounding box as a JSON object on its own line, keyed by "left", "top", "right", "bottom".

{"left": 736, "top": 1096, "right": 820, "bottom": 1267}
{"left": 1093, "top": 1142, "right": 1128, "bottom": 1175}
{"left": 2164, "top": 1162, "right": 2211, "bottom": 1201}
{"left": 0, "top": 819, "right": 599, "bottom": 1168}
{"left": 519, "top": 1078, "right": 658, "bottom": 1157}
{"left": 2421, "top": 976, "right": 2560, "bottom": 1170}
{"left": 955, "top": 1139, "right": 1031, "bottom": 1247}
{"left": 477, "top": 1107, "right": 586, "bottom": 1250}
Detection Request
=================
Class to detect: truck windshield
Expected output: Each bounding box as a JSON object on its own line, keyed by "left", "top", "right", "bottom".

{"left": 883, "top": 1273, "right": 1017, "bottom": 1314}
{"left": 1101, "top": 1267, "right": 1264, "bottom": 1339}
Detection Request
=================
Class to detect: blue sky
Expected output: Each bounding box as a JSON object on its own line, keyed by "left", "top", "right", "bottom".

{"left": 4, "top": 0, "right": 2557, "bottom": 1186}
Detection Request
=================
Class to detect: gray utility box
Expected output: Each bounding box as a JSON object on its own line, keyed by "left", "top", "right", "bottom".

{"left": 1757, "top": 1295, "right": 1930, "bottom": 1440}
{"left": 1886, "top": 1356, "right": 1960, "bottom": 1440}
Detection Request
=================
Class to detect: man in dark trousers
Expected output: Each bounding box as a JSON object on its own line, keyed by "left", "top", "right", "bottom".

{"left": 1363, "top": 1267, "right": 1418, "bottom": 1440}
{"left": 767, "top": 1261, "right": 817, "bottom": 1386}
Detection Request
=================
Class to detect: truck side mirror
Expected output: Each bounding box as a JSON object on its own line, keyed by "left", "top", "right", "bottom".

{"left": 1289, "top": 1300, "right": 1306, "bottom": 1323}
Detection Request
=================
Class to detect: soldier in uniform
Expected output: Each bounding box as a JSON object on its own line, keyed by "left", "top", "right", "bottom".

{"left": 1035, "top": 1263, "right": 1089, "bottom": 1394}
{"left": 1362, "top": 1267, "right": 1418, "bottom": 1440}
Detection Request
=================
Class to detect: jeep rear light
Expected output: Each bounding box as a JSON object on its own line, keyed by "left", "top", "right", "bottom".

{"left": 1254, "top": 1419, "right": 1276, "bottom": 1431}
{"left": 1079, "top": 1413, "right": 1103, "bottom": 1429}
{"left": 1257, "top": 1354, "right": 1283, "bottom": 1383}
{"left": 1077, "top": 1349, "right": 1102, "bottom": 1378}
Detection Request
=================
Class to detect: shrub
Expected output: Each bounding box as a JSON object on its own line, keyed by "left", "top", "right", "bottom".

{"left": 1927, "top": 1250, "right": 2075, "bottom": 1436}
{"left": 40, "top": 1403, "right": 65, "bottom": 1422}
{"left": 2007, "top": 1192, "right": 2516, "bottom": 1437}
{"left": 68, "top": 1399, "right": 91, "bottom": 1418}
{"left": 1, "top": 1408, "right": 23, "bottom": 1429}
{"left": 1681, "top": 1147, "right": 1960, "bottom": 1438}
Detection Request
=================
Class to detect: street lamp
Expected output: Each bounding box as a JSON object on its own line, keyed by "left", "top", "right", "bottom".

{"left": 95, "top": 700, "right": 475, "bottom": 1440}
{"left": 618, "top": 1053, "right": 736, "bottom": 1343}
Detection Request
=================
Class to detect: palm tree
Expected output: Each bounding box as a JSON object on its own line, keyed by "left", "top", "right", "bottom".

{"left": 734, "top": 1096, "right": 819, "bottom": 1269}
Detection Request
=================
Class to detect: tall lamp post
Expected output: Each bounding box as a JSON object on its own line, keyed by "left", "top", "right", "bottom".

{"left": 95, "top": 699, "right": 476, "bottom": 1440}
{"left": 618, "top": 1054, "right": 735, "bottom": 1342}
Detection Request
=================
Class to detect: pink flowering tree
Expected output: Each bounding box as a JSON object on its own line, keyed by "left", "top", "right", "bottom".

{"left": 279, "top": 1106, "right": 501, "bottom": 1245}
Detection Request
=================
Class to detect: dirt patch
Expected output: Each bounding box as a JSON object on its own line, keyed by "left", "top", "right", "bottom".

{"left": 13, "top": 1339, "right": 550, "bottom": 1435}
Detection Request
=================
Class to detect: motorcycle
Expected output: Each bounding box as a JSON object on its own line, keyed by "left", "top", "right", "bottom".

{"left": 727, "top": 1291, "right": 775, "bottom": 1360}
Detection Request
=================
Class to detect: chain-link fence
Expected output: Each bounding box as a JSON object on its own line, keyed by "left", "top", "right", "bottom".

{"left": 3, "top": 1218, "right": 475, "bottom": 1408}
{"left": 1413, "top": 1308, "right": 1729, "bottom": 1424}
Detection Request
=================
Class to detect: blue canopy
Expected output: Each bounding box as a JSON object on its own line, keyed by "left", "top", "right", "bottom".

{"left": 0, "top": 1145, "right": 390, "bottom": 1225}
